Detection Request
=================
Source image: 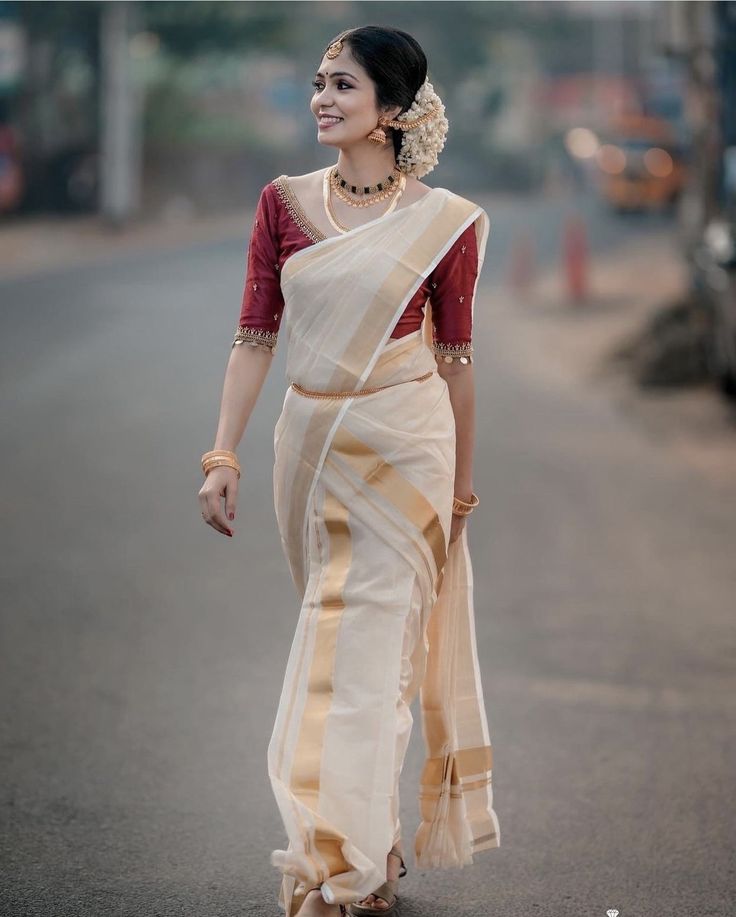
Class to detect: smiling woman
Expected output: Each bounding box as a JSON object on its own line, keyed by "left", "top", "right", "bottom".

{"left": 198, "top": 24, "right": 500, "bottom": 917}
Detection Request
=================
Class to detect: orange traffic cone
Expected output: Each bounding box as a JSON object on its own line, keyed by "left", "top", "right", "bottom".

{"left": 507, "top": 228, "right": 535, "bottom": 298}
{"left": 563, "top": 213, "right": 588, "bottom": 304}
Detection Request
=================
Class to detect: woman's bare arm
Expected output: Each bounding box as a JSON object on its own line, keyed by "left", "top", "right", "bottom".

{"left": 437, "top": 360, "right": 475, "bottom": 542}
{"left": 213, "top": 343, "right": 274, "bottom": 451}
{"left": 199, "top": 344, "right": 274, "bottom": 536}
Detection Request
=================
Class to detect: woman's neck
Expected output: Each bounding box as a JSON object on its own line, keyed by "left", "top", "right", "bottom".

{"left": 335, "top": 148, "right": 398, "bottom": 188}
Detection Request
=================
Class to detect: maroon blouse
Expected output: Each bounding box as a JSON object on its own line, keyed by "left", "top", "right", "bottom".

{"left": 233, "top": 176, "right": 478, "bottom": 363}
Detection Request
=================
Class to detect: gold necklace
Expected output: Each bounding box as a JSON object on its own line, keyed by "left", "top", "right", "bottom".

{"left": 329, "top": 166, "right": 402, "bottom": 208}
{"left": 331, "top": 166, "right": 402, "bottom": 199}
{"left": 323, "top": 167, "right": 406, "bottom": 233}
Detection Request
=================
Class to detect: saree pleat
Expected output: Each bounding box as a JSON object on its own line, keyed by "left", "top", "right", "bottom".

{"left": 267, "top": 188, "right": 500, "bottom": 914}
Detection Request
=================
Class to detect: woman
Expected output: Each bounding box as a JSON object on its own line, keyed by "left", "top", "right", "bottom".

{"left": 199, "top": 26, "right": 500, "bottom": 917}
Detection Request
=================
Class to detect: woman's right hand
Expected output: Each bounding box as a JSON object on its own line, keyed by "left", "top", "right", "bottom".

{"left": 198, "top": 466, "right": 239, "bottom": 537}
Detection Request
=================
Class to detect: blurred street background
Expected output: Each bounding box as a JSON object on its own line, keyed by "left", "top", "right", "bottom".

{"left": 1, "top": 2, "right": 735, "bottom": 916}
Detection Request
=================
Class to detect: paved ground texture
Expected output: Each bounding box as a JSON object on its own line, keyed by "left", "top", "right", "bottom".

{"left": 1, "top": 191, "right": 735, "bottom": 916}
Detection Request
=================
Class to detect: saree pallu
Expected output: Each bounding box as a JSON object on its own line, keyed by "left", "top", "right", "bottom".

{"left": 267, "top": 188, "right": 501, "bottom": 914}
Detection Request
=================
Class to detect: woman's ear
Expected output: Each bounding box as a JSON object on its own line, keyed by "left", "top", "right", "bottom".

{"left": 382, "top": 104, "right": 404, "bottom": 122}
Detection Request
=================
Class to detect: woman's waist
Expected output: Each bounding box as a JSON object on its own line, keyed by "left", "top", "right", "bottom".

{"left": 279, "top": 370, "right": 453, "bottom": 460}
{"left": 287, "top": 329, "right": 436, "bottom": 395}
{"left": 290, "top": 368, "right": 435, "bottom": 400}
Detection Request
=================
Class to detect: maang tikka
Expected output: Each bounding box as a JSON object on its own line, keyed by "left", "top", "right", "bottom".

{"left": 325, "top": 36, "right": 344, "bottom": 59}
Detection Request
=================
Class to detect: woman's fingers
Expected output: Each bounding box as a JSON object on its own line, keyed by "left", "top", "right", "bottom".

{"left": 198, "top": 469, "right": 237, "bottom": 537}
{"left": 207, "top": 493, "right": 233, "bottom": 536}
{"left": 224, "top": 478, "right": 238, "bottom": 522}
{"left": 201, "top": 491, "right": 232, "bottom": 536}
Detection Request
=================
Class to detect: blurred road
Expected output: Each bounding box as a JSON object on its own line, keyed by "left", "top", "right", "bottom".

{"left": 1, "top": 190, "right": 735, "bottom": 916}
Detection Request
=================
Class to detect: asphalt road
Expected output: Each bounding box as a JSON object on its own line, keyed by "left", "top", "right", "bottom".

{"left": 1, "top": 192, "right": 734, "bottom": 917}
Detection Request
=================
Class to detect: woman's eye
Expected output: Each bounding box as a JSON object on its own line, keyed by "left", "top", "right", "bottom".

{"left": 311, "top": 80, "right": 350, "bottom": 91}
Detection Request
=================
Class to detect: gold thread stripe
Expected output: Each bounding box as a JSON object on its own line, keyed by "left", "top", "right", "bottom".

{"left": 472, "top": 832, "right": 498, "bottom": 846}
{"left": 330, "top": 424, "right": 447, "bottom": 576}
{"left": 284, "top": 403, "right": 341, "bottom": 597}
{"left": 324, "top": 450, "right": 441, "bottom": 603}
{"left": 288, "top": 490, "right": 352, "bottom": 876}
{"left": 420, "top": 745, "right": 493, "bottom": 785}
{"left": 314, "top": 821, "right": 352, "bottom": 878}
{"left": 420, "top": 789, "right": 465, "bottom": 799}
{"left": 459, "top": 775, "right": 493, "bottom": 792}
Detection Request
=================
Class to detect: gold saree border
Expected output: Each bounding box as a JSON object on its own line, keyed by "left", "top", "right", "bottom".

{"left": 280, "top": 489, "right": 353, "bottom": 914}
{"left": 328, "top": 424, "right": 447, "bottom": 580}
{"left": 415, "top": 527, "right": 500, "bottom": 860}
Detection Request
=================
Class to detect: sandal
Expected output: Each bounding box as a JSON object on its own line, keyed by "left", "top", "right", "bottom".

{"left": 296, "top": 886, "right": 347, "bottom": 916}
{"left": 346, "top": 845, "right": 408, "bottom": 916}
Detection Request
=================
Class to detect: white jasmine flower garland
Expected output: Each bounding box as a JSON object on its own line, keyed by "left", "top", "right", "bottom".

{"left": 393, "top": 77, "right": 449, "bottom": 179}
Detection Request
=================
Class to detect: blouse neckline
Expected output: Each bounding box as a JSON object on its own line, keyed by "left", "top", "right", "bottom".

{"left": 272, "top": 175, "right": 326, "bottom": 243}
{"left": 272, "top": 172, "right": 436, "bottom": 245}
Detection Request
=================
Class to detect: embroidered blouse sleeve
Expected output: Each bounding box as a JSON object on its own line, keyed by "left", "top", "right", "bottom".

{"left": 428, "top": 223, "right": 478, "bottom": 364}
{"left": 232, "top": 182, "right": 285, "bottom": 352}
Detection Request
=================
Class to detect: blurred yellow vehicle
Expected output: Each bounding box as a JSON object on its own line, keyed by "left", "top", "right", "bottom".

{"left": 595, "top": 115, "right": 686, "bottom": 213}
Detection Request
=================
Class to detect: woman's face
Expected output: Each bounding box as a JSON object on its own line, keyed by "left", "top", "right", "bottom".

{"left": 309, "top": 46, "right": 401, "bottom": 150}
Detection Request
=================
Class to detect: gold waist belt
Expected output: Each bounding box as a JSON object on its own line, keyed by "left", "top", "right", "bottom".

{"left": 291, "top": 369, "right": 434, "bottom": 399}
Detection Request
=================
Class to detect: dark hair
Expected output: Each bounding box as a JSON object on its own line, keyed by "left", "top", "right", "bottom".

{"left": 322, "top": 26, "right": 428, "bottom": 161}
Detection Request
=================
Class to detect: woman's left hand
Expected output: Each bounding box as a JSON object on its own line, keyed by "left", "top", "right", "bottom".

{"left": 449, "top": 511, "right": 466, "bottom": 544}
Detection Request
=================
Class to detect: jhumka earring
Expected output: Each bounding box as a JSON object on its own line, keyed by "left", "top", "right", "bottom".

{"left": 367, "top": 106, "right": 441, "bottom": 146}
{"left": 367, "top": 117, "right": 391, "bottom": 145}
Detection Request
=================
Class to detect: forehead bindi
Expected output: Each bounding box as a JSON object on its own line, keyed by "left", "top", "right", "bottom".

{"left": 316, "top": 61, "right": 360, "bottom": 82}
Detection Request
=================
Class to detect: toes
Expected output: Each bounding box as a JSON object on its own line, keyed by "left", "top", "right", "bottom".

{"left": 355, "top": 893, "right": 391, "bottom": 910}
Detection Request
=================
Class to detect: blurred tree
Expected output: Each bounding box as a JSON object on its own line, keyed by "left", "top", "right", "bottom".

{"left": 142, "top": 0, "right": 288, "bottom": 55}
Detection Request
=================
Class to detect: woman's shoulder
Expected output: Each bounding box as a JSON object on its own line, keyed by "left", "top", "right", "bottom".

{"left": 256, "top": 175, "right": 300, "bottom": 214}
{"left": 442, "top": 187, "right": 489, "bottom": 225}
{"left": 258, "top": 171, "right": 312, "bottom": 194}
{"left": 273, "top": 170, "right": 323, "bottom": 193}
{"left": 262, "top": 171, "right": 325, "bottom": 211}
{"left": 262, "top": 174, "right": 290, "bottom": 195}
{"left": 441, "top": 186, "right": 479, "bottom": 209}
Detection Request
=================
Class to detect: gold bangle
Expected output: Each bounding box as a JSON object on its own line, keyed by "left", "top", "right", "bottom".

{"left": 202, "top": 459, "right": 241, "bottom": 479}
{"left": 202, "top": 450, "right": 238, "bottom": 464}
{"left": 202, "top": 462, "right": 241, "bottom": 479}
{"left": 452, "top": 492, "right": 479, "bottom": 516}
{"left": 201, "top": 449, "right": 241, "bottom": 478}
{"left": 452, "top": 505, "right": 474, "bottom": 517}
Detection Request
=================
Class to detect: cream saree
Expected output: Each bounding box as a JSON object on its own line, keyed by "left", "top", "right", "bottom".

{"left": 267, "top": 187, "right": 500, "bottom": 915}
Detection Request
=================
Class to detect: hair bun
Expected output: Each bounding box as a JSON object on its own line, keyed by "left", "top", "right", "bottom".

{"left": 394, "top": 78, "right": 449, "bottom": 179}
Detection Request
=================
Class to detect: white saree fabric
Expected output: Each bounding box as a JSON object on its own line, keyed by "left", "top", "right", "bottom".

{"left": 267, "top": 187, "right": 501, "bottom": 914}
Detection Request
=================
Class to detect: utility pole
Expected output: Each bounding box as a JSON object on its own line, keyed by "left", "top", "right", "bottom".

{"left": 99, "top": 0, "right": 142, "bottom": 227}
